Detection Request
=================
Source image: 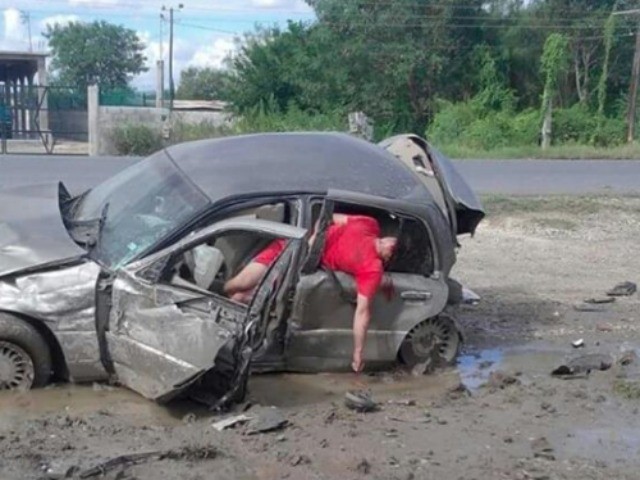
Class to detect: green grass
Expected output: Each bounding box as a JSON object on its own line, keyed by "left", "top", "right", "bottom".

{"left": 614, "top": 380, "right": 640, "bottom": 400}
{"left": 440, "top": 143, "right": 640, "bottom": 160}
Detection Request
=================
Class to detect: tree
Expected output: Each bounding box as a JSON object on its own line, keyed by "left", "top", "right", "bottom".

{"left": 540, "top": 33, "right": 569, "bottom": 149}
{"left": 44, "top": 20, "right": 147, "bottom": 90}
{"left": 176, "top": 67, "right": 232, "bottom": 101}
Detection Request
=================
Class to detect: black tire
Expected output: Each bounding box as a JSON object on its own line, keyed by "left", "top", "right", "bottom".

{"left": 0, "top": 314, "right": 52, "bottom": 390}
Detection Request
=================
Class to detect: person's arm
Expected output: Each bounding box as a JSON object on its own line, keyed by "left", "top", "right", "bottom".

{"left": 351, "top": 293, "right": 371, "bottom": 373}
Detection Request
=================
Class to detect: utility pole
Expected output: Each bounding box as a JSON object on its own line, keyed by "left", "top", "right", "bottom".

{"left": 162, "top": 4, "right": 183, "bottom": 111}
{"left": 20, "top": 11, "right": 33, "bottom": 52}
{"left": 613, "top": 8, "right": 640, "bottom": 142}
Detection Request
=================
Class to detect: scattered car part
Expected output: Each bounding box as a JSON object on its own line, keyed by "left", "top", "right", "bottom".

{"left": 246, "top": 406, "right": 288, "bottom": 434}
{"left": 211, "top": 414, "right": 252, "bottom": 432}
{"left": 571, "top": 339, "right": 585, "bottom": 349}
{"left": 0, "top": 313, "right": 52, "bottom": 390}
{"left": 551, "top": 353, "right": 613, "bottom": 378}
{"left": 462, "top": 287, "right": 481, "bottom": 305}
{"left": 345, "top": 390, "right": 378, "bottom": 412}
{"left": 584, "top": 296, "right": 615, "bottom": 304}
{"left": 607, "top": 281, "right": 637, "bottom": 297}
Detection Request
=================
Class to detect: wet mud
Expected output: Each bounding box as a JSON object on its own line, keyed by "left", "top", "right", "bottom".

{"left": 2, "top": 198, "right": 640, "bottom": 479}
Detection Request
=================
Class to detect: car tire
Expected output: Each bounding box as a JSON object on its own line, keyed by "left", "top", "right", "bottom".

{"left": 398, "top": 314, "right": 461, "bottom": 368}
{"left": 0, "top": 314, "right": 52, "bottom": 390}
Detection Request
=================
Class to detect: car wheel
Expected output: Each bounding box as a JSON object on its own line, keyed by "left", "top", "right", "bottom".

{"left": 0, "top": 314, "right": 52, "bottom": 390}
{"left": 398, "top": 314, "right": 461, "bottom": 368}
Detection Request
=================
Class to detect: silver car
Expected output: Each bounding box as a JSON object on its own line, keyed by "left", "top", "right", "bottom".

{"left": 0, "top": 133, "right": 483, "bottom": 406}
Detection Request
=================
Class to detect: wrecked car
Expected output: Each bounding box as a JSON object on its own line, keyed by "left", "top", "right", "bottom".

{"left": 0, "top": 132, "right": 484, "bottom": 405}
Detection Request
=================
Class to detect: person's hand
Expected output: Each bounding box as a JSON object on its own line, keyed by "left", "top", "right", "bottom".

{"left": 352, "top": 351, "right": 365, "bottom": 373}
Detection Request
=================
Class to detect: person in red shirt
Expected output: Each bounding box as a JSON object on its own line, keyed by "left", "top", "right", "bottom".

{"left": 224, "top": 214, "right": 397, "bottom": 373}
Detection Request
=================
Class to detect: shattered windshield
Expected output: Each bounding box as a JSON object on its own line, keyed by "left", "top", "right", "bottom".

{"left": 73, "top": 151, "right": 209, "bottom": 269}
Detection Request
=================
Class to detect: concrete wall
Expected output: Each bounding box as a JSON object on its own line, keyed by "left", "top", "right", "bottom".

{"left": 88, "top": 85, "right": 232, "bottom": 155}
{"left": 97, "top": 106, "right": 167, "bottom": 154}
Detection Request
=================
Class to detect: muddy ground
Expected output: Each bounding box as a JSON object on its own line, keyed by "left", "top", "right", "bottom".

{"left": 2, "top": 195, "right": 640, "bottom": 480}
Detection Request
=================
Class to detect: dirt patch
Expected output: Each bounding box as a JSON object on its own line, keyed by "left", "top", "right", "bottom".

{"left": 2, "top": 195, "right": 640, "bottom": 480}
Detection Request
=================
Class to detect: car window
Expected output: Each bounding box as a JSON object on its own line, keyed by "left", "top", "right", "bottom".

{"left": 307, "top": 200, "right": 433, "bottom": 276}
{"left": 74, "top": 151, "right": 210, "bottom": 269}
{"left": 159, "top": 229, "right": 286, "bottom": 301}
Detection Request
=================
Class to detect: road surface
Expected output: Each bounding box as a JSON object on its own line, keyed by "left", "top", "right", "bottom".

{"left": 1, "top": 154, "right": 639, "bottom": 195}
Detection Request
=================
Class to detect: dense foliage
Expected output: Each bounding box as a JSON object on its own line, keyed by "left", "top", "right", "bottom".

{"left": 44, "top": 21, "right": 147, "bottom": 91}
{"left": 215, "top": 0, "right": 640, "bottom": 148}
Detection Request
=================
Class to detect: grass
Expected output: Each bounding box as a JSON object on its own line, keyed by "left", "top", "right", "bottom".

{"left": 439, "top": 143, "right": 640, "bottom": 160}
{"left": 613, "top": 380, "right": 640, "bottom": 400}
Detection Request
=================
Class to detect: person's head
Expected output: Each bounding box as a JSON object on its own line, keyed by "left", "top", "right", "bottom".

{"left": 375, "top": 236, "right": 398, "bottom": 264}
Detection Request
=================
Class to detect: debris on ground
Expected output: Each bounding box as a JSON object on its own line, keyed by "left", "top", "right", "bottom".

{"left": 571, "top": 338, "right": 585, "bottom": 348}
{"left": 573, "top": 303, "right": 607, "bottom": 312}
{"left": 211, "top": 414, "right": 252, "bottom": 432}
{"left": 478, "top": 360, "right": 494, "bottom": 369}
{"left": 289, "top": 454, "right": 312, "bottom": 467}
{"left": 551, "top": 353, "right": 613, "bottom": 378}
{"left": 596, "top": 323, "right": 614, "bottom": 332}
{"left": 484, "top": 370, "right": 520, "bottom": 390}
{"left": 607, "top": 281, "right": 637, "bottom": 297}
{"left": 42, "top": 461, "right": 79, "bottom": 479}
{"left": 77, "top": 446, "right": 218, "bottom": 478}
{"left": 386, "top": 398, "right": 417, "bottom": 406}
{"left": 355, "top": 458, "right": 372, "bottom": 474}
{"left": 345, "top": 390, "right": 379, "bottom": 412}
{"left": 619, "top": 350, "right": 638, "bottom": 366}
{"left": 447, "top": 382, "right": 472, "bottom": 400}
{"left": 531, "top": 437, "right": 555, "bottom": 461}
{"left": 584, "top": 296, "right": 615, "bottom": 304}
{"left": 246, "top": 406, "right": 288, "bottom": 434}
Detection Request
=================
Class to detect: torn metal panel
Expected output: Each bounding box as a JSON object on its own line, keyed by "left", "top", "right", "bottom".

{"left": 0, "top": 182, "right": 86, "bottom": 277}
{"left": 287, "top": 271, "right": 447, "bottom": 370}
{"left": 106, "top": 270, "right": 243, "bottom": 401}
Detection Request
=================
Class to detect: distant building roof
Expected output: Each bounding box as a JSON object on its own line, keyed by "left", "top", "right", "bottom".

{"left": 0, "top": 50, "right": 48, "bottom": 82}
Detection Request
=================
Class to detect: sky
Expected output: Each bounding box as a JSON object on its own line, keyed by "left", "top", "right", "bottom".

{"left": 0, "top": 0, "right": 315, "bottom": 90}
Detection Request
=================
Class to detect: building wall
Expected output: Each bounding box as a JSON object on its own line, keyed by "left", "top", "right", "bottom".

{"left": 91, "top": 101, "right": 230, "bottom": 155}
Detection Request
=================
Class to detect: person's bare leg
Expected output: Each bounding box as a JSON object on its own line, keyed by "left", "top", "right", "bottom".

{"left": 230, "top": 290, "right": 255, "bottom": 304}
{"left": 224, "top": 262, "right": 267, "bottom": 297}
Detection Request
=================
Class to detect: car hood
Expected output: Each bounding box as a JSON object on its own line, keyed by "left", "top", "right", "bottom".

{"left": 379, "top": 134, "right": 485, "bottom": 235}
{"left": 0, "top": 182, "right": 87, "bottom": 277}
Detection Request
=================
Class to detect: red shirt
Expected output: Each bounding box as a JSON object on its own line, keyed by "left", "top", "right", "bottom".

{"left": 320, "top": 216, "right": 383, "bottom": 300}
{"left": 253, "top": 239, "right": 286, "bottom": 265}
{"left": 252, "top": 215, "right": 384, "bottom": 300}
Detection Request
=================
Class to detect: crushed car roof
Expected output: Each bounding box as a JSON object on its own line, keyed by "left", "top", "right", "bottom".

{"left": 162, "top": 132, "right": 430, "bottom": 204}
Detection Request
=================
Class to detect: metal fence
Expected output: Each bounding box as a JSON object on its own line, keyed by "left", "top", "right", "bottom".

{"left": 0, "top": 84, "right": 88, "bottom": 155}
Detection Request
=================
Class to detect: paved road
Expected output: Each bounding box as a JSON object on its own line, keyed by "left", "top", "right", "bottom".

{"left": 1, "top": 154, "right": 640, "bottom": 195}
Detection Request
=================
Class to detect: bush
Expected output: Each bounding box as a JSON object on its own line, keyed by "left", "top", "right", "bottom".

{"left": 110, "top": 124, "right": 163, "bottom": 156}
{"left": 234, "top": 103, "right": 347, "bottom": 133}
{"left": 427, "top": 100, "right": 476, "bottom": 145}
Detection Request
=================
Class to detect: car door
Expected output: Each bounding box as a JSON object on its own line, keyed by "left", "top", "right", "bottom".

{"left": 103, "top": 218, "right": 306, "bottom": 402}
{"left": 287, "top": 190, "right": 448, "bottom": 370}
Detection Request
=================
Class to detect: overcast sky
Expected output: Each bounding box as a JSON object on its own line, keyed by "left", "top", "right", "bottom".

{"left": 0, "top": 0, "right": 315, "bottom": 90}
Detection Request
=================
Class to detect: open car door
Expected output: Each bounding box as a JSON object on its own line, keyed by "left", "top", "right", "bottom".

{"left": 102, "top": 218, "right": 305, "bottom": 403}
{"left": 379, "top": 134, "right": 485, "bottom": 236}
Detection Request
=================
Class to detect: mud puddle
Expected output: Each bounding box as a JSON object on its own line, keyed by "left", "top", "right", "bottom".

{"left": 0, "top": 369, "right": 462, "bottom": 427}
